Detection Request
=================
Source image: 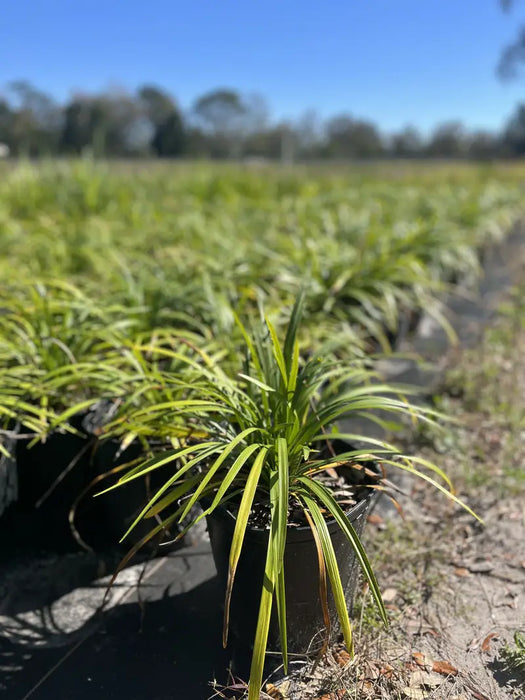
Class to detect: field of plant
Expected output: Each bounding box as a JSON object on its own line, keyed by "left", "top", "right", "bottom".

{"left": 1, "top": 160, "right": 524, "bottom": 700}
{"left": 1, "top": 160, "right": 524, "bottom": 441}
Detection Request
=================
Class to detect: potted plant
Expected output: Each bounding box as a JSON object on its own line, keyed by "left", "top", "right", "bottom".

{"left": 101, "top": 295, "right": 479, "bottom": 700}
{"left": 77, "top": 328, "right": 222, "bottom": 550}
{"left": 0, "top": 278, "right": 148, "bottom": 549}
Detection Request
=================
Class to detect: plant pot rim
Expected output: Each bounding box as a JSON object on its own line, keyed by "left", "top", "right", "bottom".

{"left": 203, "top": 484, "right": 377, "bottom": 543}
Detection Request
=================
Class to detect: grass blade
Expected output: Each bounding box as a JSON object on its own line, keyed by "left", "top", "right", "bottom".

{"left": 223, "top": 446, "right": 268, "bottom": 647}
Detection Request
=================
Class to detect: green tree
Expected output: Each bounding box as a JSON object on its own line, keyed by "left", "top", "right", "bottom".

{"left": 6, "top": 80, "right": 60, "bottom": 156}
{"left": 151, "top": 111, "right": 185, "bottom": 157}
{"left": 389, "top": 126, "right": 423, "bottom": 158}
{"left": 60, "top": 99, "right": 89, "bottom": 154}
{"left": 193, "top": 88, "right": 247, "bottom": 157}
{"left": 426, "top": 121, "right": 467, "bottom": 158}
{"left": 467, "top": 130, "right": 499, "bottom": 159}
{"left": 60, "top": 90, "right": 142, "bottom": 157}
{"left": 326, "top": 114, "right": 384, "bottom": 159}
{"left": 502, "top": 103, "right": 525, "bottom": 154}
{"left": 60, "top": 96, "right": 111, "bottom": 156}
{"left": 0, "top": 99, "right": 14, "bottom": 148}
{"left": 138, "top": 85, "right": 176, "bottom": 125}
{"left": 294, "top": 109, "right": 324, "bottom": 159}
{"left": 138, "top": 85, "right": 186, "bottom": 156}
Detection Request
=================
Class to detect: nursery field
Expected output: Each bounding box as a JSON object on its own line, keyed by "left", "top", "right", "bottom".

{"left": 1, "top": 161, "right": 524, "bottom": 700}
{"left": 1, "top": 160, "right": 525, "bottom": 352}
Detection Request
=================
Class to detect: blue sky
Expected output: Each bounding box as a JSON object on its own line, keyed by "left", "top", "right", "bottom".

{"left": 1, "top": 0, "right": 524, "bottom": 135}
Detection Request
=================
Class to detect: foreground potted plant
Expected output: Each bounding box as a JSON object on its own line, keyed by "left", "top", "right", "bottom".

{"left": 103, "top": 295, "right": 479, "bottom": 700}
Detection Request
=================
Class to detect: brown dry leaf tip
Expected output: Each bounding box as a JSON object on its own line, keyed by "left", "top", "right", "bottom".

{"left": 453, "top": 567, "right": 471, "bottom": 577}
{"left": 481, "top": 632, "right": 499, "bottom": 652}
{"left": 315, "top": 691, "right": 346, "bottom": 700}
{"left": 333, "top": 649, "right": 351, "bottom": 668}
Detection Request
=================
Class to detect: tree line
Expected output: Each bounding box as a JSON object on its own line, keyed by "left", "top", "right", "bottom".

{"left": 1, "top": 80, "right": 525, "bottom": 161}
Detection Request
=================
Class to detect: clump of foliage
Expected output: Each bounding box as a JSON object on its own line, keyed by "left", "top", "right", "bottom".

{"left": 501, "top": 631, "right": 525, "bottom": 674}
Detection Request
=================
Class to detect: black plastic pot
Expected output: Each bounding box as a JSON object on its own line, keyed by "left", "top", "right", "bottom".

{"left": 7, "top": 422, "right": 97, "bottom": 551}
{"left": 206, "top": 483, "right": 376, "bottom": 677}
{"left": 89, "top": 436, "right": 177, "bottom": 551}
{"left": 0, "top": 425, "right": 18, "bottom": 519}
{"left": 1, "top": 403, "right": 175, "bottom": 553}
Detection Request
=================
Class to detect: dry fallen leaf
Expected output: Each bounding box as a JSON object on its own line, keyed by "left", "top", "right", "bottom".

{"left": 481, "top": 632, "right": 498, "bottom": 652}
{"left": 454, "top": 567, "right": 471, "bottom": 577}
{"left": 315, "top": 691, "right": 346, "bottom": 700}
{"left": 402, "top": 688, "right": 427, "bottom": 699}
{"left": 405, "top": 619, "right": 438, "bottom": 636}
{"left": 468, "top": 637, "right": 481, "bottom": 652}
{"left": 266, "top": 681, "right": 290, "bottom": 699}
{"left": 379, "top": 663, "right": 395, "bottom": 678}
{"left": 360, "top": 659, "right": 381, "bottom": 680}
{"left": 414, "top": 652, "right": 458, "bottom": 675}
{"left": 361, "top": 679, "right": 374, "bottom": 696}
{"left": 432, "top": 660, "right": 458, "bottom": 676}
{"left": 410, "top": 670, "right": 443, "bottom": 688}
{"left": 333, "top": 649, "right": 351, "bottom": 667}
{"left": 404, "top": 662, "right": 420, "bottom": 672}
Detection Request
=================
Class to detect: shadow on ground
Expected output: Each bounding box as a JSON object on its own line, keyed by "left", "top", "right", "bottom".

{"left": 0, "top": 574, "right": 230, "bottom": 700}
{"left": 488, "top": 656, "right": 525, "bottom": 700}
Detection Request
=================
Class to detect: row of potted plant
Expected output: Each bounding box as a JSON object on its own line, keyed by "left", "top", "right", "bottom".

{"left": 1, "top": 163, "right": 523, "bottom": 355}
{"left": 0, "top": 182, "right": 517, "bottom": 546}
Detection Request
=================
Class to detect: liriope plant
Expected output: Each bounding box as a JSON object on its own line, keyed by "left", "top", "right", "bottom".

{"left": 100, "top": 294, "right": 480, "bottom": 700}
